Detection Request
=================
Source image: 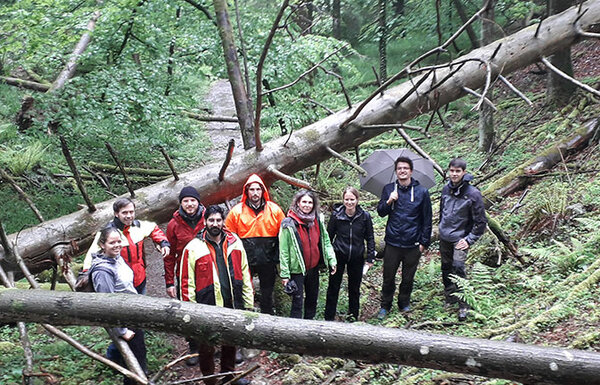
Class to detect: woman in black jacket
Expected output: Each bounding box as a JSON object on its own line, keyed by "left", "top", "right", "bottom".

{"left": 325, "top": 187, "right": 376, "bottom": 321}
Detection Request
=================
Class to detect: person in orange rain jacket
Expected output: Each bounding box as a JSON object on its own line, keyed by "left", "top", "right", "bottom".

{"left": 179, "top": 205, "right": 253, "bottom": 385}
{"left": 225, "top": 174, "right": 285, "bottom": 315}
{"left": 84, "top": 197, "right": 170, "bottom": 294}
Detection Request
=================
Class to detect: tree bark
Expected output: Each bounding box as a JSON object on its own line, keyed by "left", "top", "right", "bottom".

{"left": 478, "top": 0, "right": 495, "bottom": 152}
{"left": 213, "top": 0, "right": 256, "bottom": 150}
{"left": 378, "top": 0, "right": 388, "bottom": 82}
{"left": 546, "top": 0, "right": 577, "bottom": 106}
{"left": 0, "top": 77, "right": 50, "bottom": 92}
{"left": 1, "top": 2, "right": 599, "bottom": 274}
{"left": 332, "top": 0, "right": 341, "bottom": 39}
{"left": 1, "top": 290, "right": 600, "bottom": 385}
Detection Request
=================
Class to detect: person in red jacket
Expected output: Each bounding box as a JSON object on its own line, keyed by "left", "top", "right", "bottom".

{"left": 164, "top": 186, "right": 206, "bottom": 298}
{"left": 225, "top": 174, "right": 285, "bottom": 315}
{"left": 83, "top": 197, "right": 170, "bottom": 295}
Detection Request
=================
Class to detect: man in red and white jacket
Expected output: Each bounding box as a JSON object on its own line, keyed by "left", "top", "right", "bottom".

{"left": 83, "top": 197, "right": 170, "bottom": 294}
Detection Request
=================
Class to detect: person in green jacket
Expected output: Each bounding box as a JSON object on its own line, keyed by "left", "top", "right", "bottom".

{"left": 279, "top": 189, "right": 337, "bottom": 319}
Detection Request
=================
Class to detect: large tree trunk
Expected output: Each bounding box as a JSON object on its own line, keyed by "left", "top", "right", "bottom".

{"left": 547, "top": 0, "right": 577, "bottom": 106}
{"left": 378, "top": 0, "right": 388, "bottom": 81}
{"left": 478, "top": 0, "right": 495, "bottom": 152}
{"left": 213, "top": 0, "right": 256, "bottom": 149}
{"left": 451, "top": 0, "right": 478, "bottom": 49}
{"left": 1, "top": 290, "right": 600, "bottom": 385}
{"left": 332, "top": 0, "right": 341, "bottom": 39}
{"left": 1, "top": 2, "right": 599, "bottom": 274}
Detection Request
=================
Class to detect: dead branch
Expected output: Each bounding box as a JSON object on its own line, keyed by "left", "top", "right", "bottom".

{"left": 474, "top": 61, "right": 494, "bottom": 111}
{"left": 0, "top": 168, "right": 45, "bottom": 222}
{"left": 267, "top": 165, "right": 311, "bottom": 189}
{"left": 0, "top": 76, "right": 50, "bottom": 92}
{"left": 254, "top": 0, "right": 291, "bottom": 138}
{"left": 165, "top": 371, "right": 242, "bottom": 385}
{"left": 325, "top": 146, "right": 367, "bottom": 176}
{"left": 262, "top": 43, "right": 348, "bottom": 96}
{"left": 182, "top": 111, "right": 239, "bottom": 122}
{"left": 48, "top": 11, "right": 101, "bottom": 92}
{"left": 575, "top": 23, "right": 600, "bottom": 38}
{"left": 59, "top": 136, "right": 96, "bottom": 213}
{"left": 222, "top": 364, "right": 260, "bottom": 385}
{"left": 159, "top": 147, "right": 180, "bottom": 181}
{"left": 150, "top": 353, "right": 199, "bottom": 383}
{"left": 219, "top": 139, "right": 236, "bottom": 182}
{"left": 317, "top": 65, "right": 352, "bottom": 108}
{"left": 306, "top": 98, "right": 334, "bottom": 114}
{"left": 498, "top": 75, "right": 533, "bottom": 105}
{"left": 105, "top": 142, "right": 135, "bottom": 198}
{"left": 394, "top": 128, "right": 445, "bottom": 177}
{"left": 360, "top": 123, "right": 425, "bottom": 134}
{"left": 541, "top": 57, "right": 600, "bottom": 98}
{"left": 462, "top": 86, "right": 498, "bottom": 111}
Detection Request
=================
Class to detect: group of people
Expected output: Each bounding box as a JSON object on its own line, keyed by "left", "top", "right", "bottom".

{"left": 81, "top": 156, "right": 486, "bottom": 385}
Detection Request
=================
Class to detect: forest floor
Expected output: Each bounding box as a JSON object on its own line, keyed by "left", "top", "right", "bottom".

{"left": 142, "top": 39, "right": 600, "bottom": 385}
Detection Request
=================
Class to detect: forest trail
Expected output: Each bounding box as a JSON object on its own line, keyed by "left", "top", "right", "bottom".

{"left": 204, "top": 79, "right": 245, "bottom": 163}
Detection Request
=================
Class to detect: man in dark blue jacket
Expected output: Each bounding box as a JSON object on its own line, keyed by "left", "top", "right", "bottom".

{"left": 376, "top": 156, "right": 432, "bottom": 320}
{"left": 439, "top": 158, "right": 487, "bottom": 321}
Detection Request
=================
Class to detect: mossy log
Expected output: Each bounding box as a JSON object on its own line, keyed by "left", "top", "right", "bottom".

{"left": 2, "top": 289, "right": 600, "bottom": 385}
{"left": 483, "top": 117, "right": 599, "bottom": 204}
{"left": 2, "top": 2, "right": 600, "bottom": 275}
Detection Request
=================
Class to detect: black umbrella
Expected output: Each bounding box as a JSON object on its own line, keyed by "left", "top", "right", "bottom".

{"left": 359, "top": 148, "right": 435, "bottom": 197}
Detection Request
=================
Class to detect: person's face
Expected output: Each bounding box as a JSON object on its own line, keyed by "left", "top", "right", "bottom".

{"left": 100, "top": 232, "right": 122, "bottom": 258}
{"left": 395, "top": 162, "right": 413, "bottom": 182}
{"left": 115, "top": 203, "right": 135, "bottom": 226}
{"left": 247, "top": 183, "right": 263, "bottom": 205}
{"left": 206, "top": 213, "right": 224, "bottom": 237}
{"left": 298, "top": 195, "right": 314, "bottom": 215}
{"left": 343, "top": 191, "right": 358, "bottom": 211}
{"left": 181, "top": 197, "right": 199, "bottom": 216}
{"left": 448, "top": 166, "right": 467, "bottom": 185}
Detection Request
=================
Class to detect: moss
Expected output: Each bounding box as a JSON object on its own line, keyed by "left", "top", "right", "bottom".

{"left": 282, "top": 363, "right": 325, "bottom": 385}
{"left": 298, "top": 129, "right": 320, "bottom": 142}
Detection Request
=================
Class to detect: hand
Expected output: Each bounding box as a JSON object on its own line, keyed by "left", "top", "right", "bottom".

{"left": 387, "top": 190, "right": 399, "bottom": 205}
{"left": 166, "top": 286, "right": 177, "bottom": 298}
{"left": 419, "top": 244, "right": 426, "bottom": 253}
{"left": 122, "top": 329, "right": 135, "bottom": 341}
{"left": 161, "top": 246, "right": 170, "bottom": 258}
{"left": 330, "top": 265, "right": 337, "bottom": 275}
{"left": 282, "top": 279, "right": 289, "bottom": 286}
{"left": 366, "top": 262, "right": 374, "bottom": 268}
{"left": 455, "top": 239, "right": 469, "bottom": 250}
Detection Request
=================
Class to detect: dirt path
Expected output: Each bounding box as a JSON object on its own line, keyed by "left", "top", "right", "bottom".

{"left": 204, "top": 79, "right": 245, "bottom": 162}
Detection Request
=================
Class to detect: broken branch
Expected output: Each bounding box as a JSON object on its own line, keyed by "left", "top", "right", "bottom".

{"left": 267, "top": 165, "right": 311, "bottom": 190}
{"left": 541, "top": 57, "right": 600, "bottom": 97}
{"left": 325, "top": 146, "right": 367, "bottom": 177}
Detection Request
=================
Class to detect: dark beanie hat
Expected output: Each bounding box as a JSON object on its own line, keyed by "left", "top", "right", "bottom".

{"left": 179, "top": 186, "right": 201, "bottom": 203}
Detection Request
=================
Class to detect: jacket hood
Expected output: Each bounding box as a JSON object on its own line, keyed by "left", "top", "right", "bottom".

{"left": 397, "top": 177, "right": 420, "bottom": 189}
{"left": 333, "top": 204, "right": 365, "bottom": 220}
{"left": 242, "top": 174, "right": 271, "bottom": 204}
{"left": 447, "top": 173, "right": 474, "bottom": 194}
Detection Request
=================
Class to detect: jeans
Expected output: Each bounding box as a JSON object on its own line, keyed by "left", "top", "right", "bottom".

{"left": 324, "top": 254, "right": 364, "bottom": 321}
{"left": 250, "top": 262, "right": 278, "bottom": 315}
{"left": 289, "top": 267, "right": 320, "bottom": 319}
{"left": 439, "top": 239, "right": 468, "bottom": 309}
{"left": 380, "top": 245, "right": 421, "bottom": 310}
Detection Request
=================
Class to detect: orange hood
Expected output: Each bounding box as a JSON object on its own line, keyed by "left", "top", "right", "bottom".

{"left": 241, "top": 174, "right": 271, "bottom": 204}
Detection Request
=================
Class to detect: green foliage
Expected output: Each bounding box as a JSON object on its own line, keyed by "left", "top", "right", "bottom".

{"left": 0, "top": 140, "right": 48, "bottom": 175}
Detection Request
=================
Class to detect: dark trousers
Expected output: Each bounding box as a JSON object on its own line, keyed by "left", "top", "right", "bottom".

{"left": 195, "top": 343, "right": 236, "bottom": 385}
{"left": 135, "top": 279, "right": 146, "bottom": 295}
{"left": 324, "top": 254, "right": 364, "bottom": 321}
{"left": 106, "top": 329, "right": 147, "bottom": 385}
{"left": 290, "top": 266, "right": 320, "bottom": 319}
{"left": 439, "top": 239, "right": 468, "bottom": 309}
{"left": 380, "top": 245, "right": 421, "bottom": 310}
{"left": 250, "top": 262, "right": 278, "bottom": 315}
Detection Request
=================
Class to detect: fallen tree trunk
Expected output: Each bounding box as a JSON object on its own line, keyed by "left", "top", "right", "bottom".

{"left": 1, "top": 2, "right": 600, "bottom": 273}
{"left": 1, "top": 290, "right": 599, "bottom": 385}
{"left": 0, "top": 77, "right": 51, "bottom": 92}
{"left": 87, "top": 162, "right": 173, "bottom": 177}
{"left": 483, "top": 117, "right": 599, "bottom": 203}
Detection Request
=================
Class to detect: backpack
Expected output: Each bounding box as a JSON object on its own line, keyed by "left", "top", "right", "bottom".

{"left": 74, "top": 265, "right": 111, "bottom": 292}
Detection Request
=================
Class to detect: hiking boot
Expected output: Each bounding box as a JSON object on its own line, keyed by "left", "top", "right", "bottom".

{"left": 458, "top": 307, "right": 468, "bottom": 322}
{"left": 185, "top": 353, "right": 199, "bottom": 366}
{"left": 376, "top": 308, "right": 388, "bottom": 320}
{"left": 400, "top": 306, "right": 411, "bottom": 313}
{"left": 234, "top": 379, "right": 251, "bottom": 385}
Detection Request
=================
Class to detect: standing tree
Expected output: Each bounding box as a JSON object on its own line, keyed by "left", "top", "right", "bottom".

{"left": 213, "top": 0, "right": 256, "bottom": 149}
{"left": 332, "top": 0, "right": 341, "bottom": 39}
{"left": 546, "top": 0, "right": 577, "bottom": 106}
{"left": 378, "top": 0, "right": 388, "bottom": 81}
{"left": 479, "top": 0, "right": 495, "bottom": 152}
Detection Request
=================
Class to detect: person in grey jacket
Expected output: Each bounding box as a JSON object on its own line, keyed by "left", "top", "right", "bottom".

{"left": 439, "top": 158, "right": 487, "bottom": 321}
{"left": 91, "top": 227, "right": 147, "bottom": 384}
